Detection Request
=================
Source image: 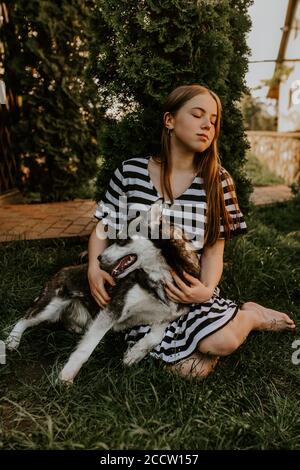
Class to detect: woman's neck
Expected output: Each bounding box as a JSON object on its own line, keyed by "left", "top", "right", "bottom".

{"left": 166, "top": 140, "right": 196, "bottom": 174}
{"left": 169, "top": 152, "right": 195, "bottom": 173}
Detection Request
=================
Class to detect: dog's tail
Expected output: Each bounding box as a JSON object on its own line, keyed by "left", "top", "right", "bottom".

{"left": 61, "top": 299, "right": 92, "bottom": 333}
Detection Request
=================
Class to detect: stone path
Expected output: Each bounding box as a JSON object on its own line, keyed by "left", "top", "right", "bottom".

{"left": 0, "top": 199, "right": 96, "bottom": 243}
{"left": 0, "top": 185, "right": 293, "bottom": 242}
{"left": 250, "top": 185, "right": 293, "bottom": 206}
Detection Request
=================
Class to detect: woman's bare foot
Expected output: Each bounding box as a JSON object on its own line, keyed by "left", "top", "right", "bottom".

{"left": 241, "top": 301, "right": 296, "bottom": 331}
{"left": 165, "top": 352, "right": 219, "bottom": 380}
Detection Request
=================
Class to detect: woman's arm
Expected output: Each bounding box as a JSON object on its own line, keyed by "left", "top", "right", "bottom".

{"left": 164, "top": 239, "right": 225, "bottom": 305}
{"left": 200, "top": 239, "right": 225, "bottom": 295}
{"left": 88, "top": 222, "right": 115, "bottom": 308}
{"left": 88, "top": 222, "right": 109, "bottom": 270}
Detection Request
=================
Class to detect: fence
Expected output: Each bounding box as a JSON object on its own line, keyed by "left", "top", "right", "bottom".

{"left": 246, "top": 130, "right": 300, "bottom": 184}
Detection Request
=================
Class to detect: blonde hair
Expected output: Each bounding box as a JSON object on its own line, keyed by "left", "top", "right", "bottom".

{"left": 152, "top": 83, "right": 242, "bottom": 247}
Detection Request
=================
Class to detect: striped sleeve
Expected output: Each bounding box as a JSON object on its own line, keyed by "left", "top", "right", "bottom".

{"left": 94, "top": 162, "right": 127, "bottom": 234}
{"left": 218, "top": 168, "right": 248, "bottom": 239}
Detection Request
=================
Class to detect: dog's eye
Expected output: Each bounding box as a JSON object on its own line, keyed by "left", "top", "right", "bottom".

{"left": 107, "top": 238, "right": 115, "bottom": 247}
{"left": 116, "top": 238, "right": 128, "bottom": 246}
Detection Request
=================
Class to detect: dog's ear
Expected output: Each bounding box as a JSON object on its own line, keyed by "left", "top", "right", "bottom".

{"left": 147, "top": 200, "right": 166, "bottom": 239}
{"left": 169, "top": 224, "right": 185, "bottom": 240}
{"left": 148, "top": 199, "right": 172, "bottom": 238}
{"left": 149, "top": 200, "right": 163, "bottom": 230}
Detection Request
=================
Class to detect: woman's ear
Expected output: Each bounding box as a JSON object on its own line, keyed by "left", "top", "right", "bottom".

{"left": 163, "top": 111, "right": 174, "bottom": 130}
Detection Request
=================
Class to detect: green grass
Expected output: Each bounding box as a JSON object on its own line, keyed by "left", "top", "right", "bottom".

{"left": 244, "top": 152, "right": 285, "bottom": 186}
{"left": 1, "top": 200, "right": 300, "bottom": 450}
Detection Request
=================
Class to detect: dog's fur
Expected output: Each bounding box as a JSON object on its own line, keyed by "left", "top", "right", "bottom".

{"left": 6, "top": 202, "right": 201, "bottom": 383}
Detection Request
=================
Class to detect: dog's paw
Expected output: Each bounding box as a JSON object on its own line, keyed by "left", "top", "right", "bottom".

{"left": 123, "top": 347, "right": 146, "bottom": 366}
{"left": 58, "top": 370, "right": 74, "bottom": 386}
{"left": 58, "top": 364, "right": 75, "bottom": 386}
{"left": 6, "top": 335, "right": 20, "bottom": 351}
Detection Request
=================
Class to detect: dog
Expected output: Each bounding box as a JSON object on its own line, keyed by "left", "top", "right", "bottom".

{"left": 6, "top": 201, "right": 201, "bottom": 384}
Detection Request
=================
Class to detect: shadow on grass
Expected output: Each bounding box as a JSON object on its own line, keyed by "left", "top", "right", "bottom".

{"left": 250, "top": 198, "right": 300, "bottom": 235}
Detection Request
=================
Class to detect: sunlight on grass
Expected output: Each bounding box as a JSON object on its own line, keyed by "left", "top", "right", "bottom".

{"left": 244, "top": 152, "right": 285, "bottom": 186}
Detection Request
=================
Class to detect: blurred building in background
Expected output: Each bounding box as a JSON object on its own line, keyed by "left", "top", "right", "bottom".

{"left": 267, "top": 0, "right": 300, "bottom": 132}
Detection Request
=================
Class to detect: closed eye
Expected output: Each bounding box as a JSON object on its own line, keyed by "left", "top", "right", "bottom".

{"left": 192, "top": 114, "right": 216, "bottom": 125}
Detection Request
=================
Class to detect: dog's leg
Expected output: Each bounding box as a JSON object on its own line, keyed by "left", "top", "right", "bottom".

{"left": 58, "top": 309, "right": 114, "bottom": 384}
{"left": 6, "top": 297, "right": 71, "bottom": 350}
{"left": 123, "top": 322, "right": 168, "bottom": 366}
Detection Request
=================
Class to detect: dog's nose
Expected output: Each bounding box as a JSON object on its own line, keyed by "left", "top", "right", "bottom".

{"left": 97, "top": 254, "right": 102, "bottom": 263}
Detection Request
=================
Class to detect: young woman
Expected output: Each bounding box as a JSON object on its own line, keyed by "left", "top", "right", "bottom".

{"left": 88, "top": 84, "right": 296, "bottom": 380}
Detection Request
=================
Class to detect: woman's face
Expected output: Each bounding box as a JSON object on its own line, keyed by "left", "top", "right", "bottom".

{"left": 165, "top": 93, "right": 218, "bottom": 154}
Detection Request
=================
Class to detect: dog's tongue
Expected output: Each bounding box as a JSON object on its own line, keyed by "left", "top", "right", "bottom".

{"left": 111, "top": 255, "right": 133, "bottom": 276}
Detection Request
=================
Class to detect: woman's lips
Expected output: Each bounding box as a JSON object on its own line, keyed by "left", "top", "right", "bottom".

{"left": 196, "top": 134, "right": 209, "bottom": 141}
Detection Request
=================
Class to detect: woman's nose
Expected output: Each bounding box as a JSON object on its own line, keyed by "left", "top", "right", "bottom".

{"left": 200, "top": 115, "right": 212, "bottom": 129}
{"left": 201, "top": 119, "right": 212, "bottom": 129}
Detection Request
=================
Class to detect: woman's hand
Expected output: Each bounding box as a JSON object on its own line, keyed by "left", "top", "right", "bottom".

{"left": 164, "top": 270, "right": 214, "bottom": 305}
{"left": 88, "top": 264, "right": 116, "bottom": 309}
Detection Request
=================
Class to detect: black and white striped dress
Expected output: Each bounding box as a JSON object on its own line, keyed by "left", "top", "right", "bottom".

{"left": 94, "top": 156, "right": 248, "bottom": 364}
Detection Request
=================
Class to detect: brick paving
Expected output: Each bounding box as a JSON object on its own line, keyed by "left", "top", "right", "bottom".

{"left": 0, "top": 199, "right": 97, "bottom": 243}
{"left": 0, "top": 185, "right": 294, "bottom": 243}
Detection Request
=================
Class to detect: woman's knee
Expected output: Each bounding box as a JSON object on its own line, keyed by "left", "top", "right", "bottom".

{"left": 198, "top": 331, "right": 240, "bottom": 356}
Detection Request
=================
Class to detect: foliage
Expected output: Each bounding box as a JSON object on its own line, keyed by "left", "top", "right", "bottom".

{"left": 88, "top": 0, "right": 254, "bottom": 212}
{"left": 0, "top": 0, "right": 99, "bottom": 201}
{"left": 240, "top": 93, "right": 276, "bottom": 131}
{"left": 290, "top": 176, "right": 300, "bottom": 205}
{"left": 244, "top": 152, "right": 285, "bottom": 186}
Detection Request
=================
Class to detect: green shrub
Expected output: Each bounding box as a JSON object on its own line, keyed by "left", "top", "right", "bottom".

{"left": 1, "top": 0, "right": 99, "bottom": 201}
{"left": 88, "top": 0, "right": 253, "bottom": 212}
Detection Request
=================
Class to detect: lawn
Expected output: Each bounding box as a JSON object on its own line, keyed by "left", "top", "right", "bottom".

{"left": 0, "top": 198, "right": 300, "bottom": 450}
{"left": 244, "top": 152, "right": 285, "bottom": 186}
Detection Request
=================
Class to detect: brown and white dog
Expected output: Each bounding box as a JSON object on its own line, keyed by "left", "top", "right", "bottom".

{"left": 6, "top": 202, "right": 201, "bottom": 384}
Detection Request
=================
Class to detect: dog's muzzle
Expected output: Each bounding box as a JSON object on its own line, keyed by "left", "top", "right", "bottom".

{"left": 110, "top": 254, "right": 137, "bottom": 277}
